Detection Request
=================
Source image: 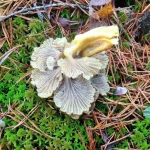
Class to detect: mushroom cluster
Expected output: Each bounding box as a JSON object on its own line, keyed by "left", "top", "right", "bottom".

{"left": 30, "top": 25, "right": 119, "bottom": 119}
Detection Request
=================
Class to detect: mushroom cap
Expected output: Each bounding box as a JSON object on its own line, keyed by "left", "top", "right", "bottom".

{"left": 90, "top": 69, "right": 110, "bottom": 95}
{"left": 93, "top": 51, "right": 109, "bottom": 69}
{"left": 81, "top": 38, "right": 118, "bottom": 57}
{"left": 64, "top": 25, "right": 119, "bottom": 57}
{"left": 70, "top": 114, "right": 80, "bottom": 119}
{"left": 84, "top": 102, "right": 96, "bottom": 115}
{"left": 57, "top": 57, "right": 102, "bottom": 80}
{"left": 0, "top": 119, "right": 5, "bottom": 128}
{"left": 46, "top": 56, "right": 56, "bottom": 70}
{"left": 31, "top": 68, "right": 62, "bottom": 98}
{"left": 54, "top": 76, "right": 95, "bottom": 116}
{"left": 30, "top": 37, "right": 68, "bottom": 72}
{"left": 114, "top": 87, "right": 128, "bottom": 95}
{"left": 52, "top": 37, "right": 69, "bottom": 52}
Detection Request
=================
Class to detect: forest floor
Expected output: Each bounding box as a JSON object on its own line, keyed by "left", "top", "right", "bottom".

{"left": 0, "top": 0, "right": 150, "bottom": 150}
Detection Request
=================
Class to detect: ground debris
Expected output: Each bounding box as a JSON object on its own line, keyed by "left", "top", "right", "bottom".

{"left": 135, "top": 11, "right": 150, "bottom": 38}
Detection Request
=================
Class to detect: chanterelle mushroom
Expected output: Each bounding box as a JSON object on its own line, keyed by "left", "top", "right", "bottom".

{"left": 30, "top": 25, "right": 119, "bottom": 119}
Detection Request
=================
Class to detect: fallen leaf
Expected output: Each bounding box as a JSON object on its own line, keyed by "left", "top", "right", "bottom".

{"left": 89, "top": 5, "right": 99, "bottom": 20}
{"left": 97, "top": 2, "right": 113, "bottom": 18}
{"left": 58, "top": 17, "right": 69, "bottom": 27}
{"left": 89, "top": 4, "right": 108, "bottom": 28}
{"left": 90, "top": 0, "right": 111, "bottom": 6}
{"left": 89, "top": 17, "right": 108, "bottom": 29}
{"left": 58, "top": 17, "right": 80, "bottom": 28}
{"left": 91, "top": 13, "right": 100, "bottom": 20}
{"left": 113, "top": 87, "right": 127, "bottom": 95}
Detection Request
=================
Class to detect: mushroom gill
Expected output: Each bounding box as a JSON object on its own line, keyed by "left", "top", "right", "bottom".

{"left": 57, "top": 57, "right": 102, "bottom": 80}
{"left": 54, "top": 76, "right": 95, "bottom": 116}
{"left": 31, "top": 68, "right": 62, "bottom": 98}
{"left": 30, "top": 37, "right": 68, "bottom": 72}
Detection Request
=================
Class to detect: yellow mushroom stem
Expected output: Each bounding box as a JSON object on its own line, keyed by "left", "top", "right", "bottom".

{"left": 63, "top": 25, "right": 119, "bottom": 58}
{"left": 81, "top": 38, "right": 118, "bottom": 57}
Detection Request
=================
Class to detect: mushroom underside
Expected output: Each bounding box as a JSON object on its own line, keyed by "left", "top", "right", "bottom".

{"left": 54, "top": 76, "right": 95, "bottom": 116}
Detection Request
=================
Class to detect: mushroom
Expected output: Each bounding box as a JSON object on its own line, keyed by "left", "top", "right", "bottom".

{"left": 57, "top": 57, "right": 102, "bottom": 80}
{"left": 46, "top": 56, "right": 57, "bottom": 70}
{"left": 81, "top": 38, "right": 118, "bottom": 57}
{"left": 0, "top": 119, "right": 5, "bottom": 128}
{"left": 30, "top": 25, "right": 119, "bottom": 119}
{"left": 54, "top": 76, "right": 95, "bottom": 116}
{"left": 57, "top": 25, "right": 118, "bottom": 80}
{"left": 63, "top": 25, "right": 119, "bottom": 57}
{"left": 30, "top": 37, "right": 68, "bottom": 72}
{"left": 90, "top": 69, "right": 110, "bottom": 95}
{"left": 93, "top": 51, "right": 109, "bottom": 69}
{"left": 31, "top": 68, "right": 62, "bottom": 98}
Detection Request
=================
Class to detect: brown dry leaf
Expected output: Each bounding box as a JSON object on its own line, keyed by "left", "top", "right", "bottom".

{"left": 58, "top": 17, "right": 80, "bottom": 28}
{"left": 91, "top": 13, "right": 100, "bottom": 20}
{"left": 90, "top": 0, "right": 111, "bottom": 6}
{"left": 0, "top": 37, "right": 7, "bottom": 49}
{"left": 58, "top": 17, "right": 70, "bottom": 28}
{"left": 97, "top": 2, "right": 113, "bottom": 18}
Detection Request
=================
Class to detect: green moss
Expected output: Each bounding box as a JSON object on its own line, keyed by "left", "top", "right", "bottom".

{"left": 118, "top": 11, "right": 128, "bottom": 22}
{"left": 146, "top": 59, "right": 150, "bottom": 71}
{"left": 130, "top": 119, "right": 150, "bottom": 149}
{"left": 0, "top": 15, "right": 92, "bottom": 149}
{"left": 123, "top": 41, "right": 130, "bottom": 48}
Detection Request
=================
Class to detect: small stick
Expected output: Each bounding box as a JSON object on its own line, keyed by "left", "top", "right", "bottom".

{"left": 101, "top": 133, "right": 132, "bottom": 149}
{"left": 0, "top": 3, "right": 89, "bottom": 22}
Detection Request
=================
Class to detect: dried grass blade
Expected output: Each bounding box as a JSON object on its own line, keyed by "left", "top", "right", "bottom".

{"left": 15, "top": 109, "right": 54, "bottom": 139}
{"left": 0, "top": 37, "right": 7, "bottom": 49}
{"left": 15, "top": 70, "right": 32, "bottom": 84}
{"left": 13, "top": 105, "right": 39, "bottom": 129}
{"left": 0, "top": 45, "right": 22, "bottom": 65}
